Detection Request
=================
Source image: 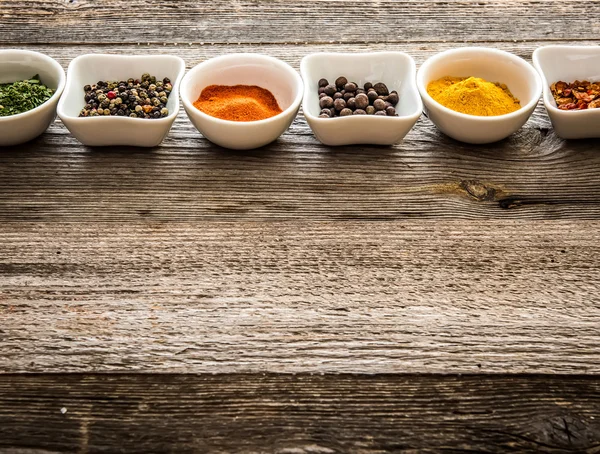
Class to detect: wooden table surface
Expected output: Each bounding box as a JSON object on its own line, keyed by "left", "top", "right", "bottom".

{"left": 1, "top": 1, "right": 599, "bottom": 452}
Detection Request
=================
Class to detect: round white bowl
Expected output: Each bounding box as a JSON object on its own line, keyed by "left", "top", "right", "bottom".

{"left": 300, "top": 51, "right": 423, "bottom": 146}
{"left": 0, "top": 50, "right": 65, "bottom": 146}
{"left": 58, "top": 54, "right": 185, "bottom": 147}
{"left": 180, "top": 53, "right": 303, "bottom": 150}
{"left": 417, "top": 47, "right": 542, "bottom": 144}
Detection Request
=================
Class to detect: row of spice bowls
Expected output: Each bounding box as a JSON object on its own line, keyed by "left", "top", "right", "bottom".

{"left": 0, "top": 46, "right": 598, "bottom": 148}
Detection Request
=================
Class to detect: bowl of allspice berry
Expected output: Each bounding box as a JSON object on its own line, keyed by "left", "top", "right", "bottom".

{"left": 300, "top": 51, "right": 423, "bottom": 146}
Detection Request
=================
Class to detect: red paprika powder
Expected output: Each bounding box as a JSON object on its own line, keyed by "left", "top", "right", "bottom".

{"left": 193, "top": 85, "right": 282, "bottom": 121}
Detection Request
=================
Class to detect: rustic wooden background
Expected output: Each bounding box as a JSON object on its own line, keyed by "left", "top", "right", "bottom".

{"left": 0, "top": 1, "right": 599, "bottom": 452}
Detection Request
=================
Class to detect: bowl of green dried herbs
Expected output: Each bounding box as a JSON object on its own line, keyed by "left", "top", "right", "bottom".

{"left": 0, "top": 50, "right": 65, "bottom": 146}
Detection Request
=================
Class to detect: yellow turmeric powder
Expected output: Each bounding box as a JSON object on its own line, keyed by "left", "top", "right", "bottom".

{"left": 427, "top": 76, "right": 521, "bottom": 116}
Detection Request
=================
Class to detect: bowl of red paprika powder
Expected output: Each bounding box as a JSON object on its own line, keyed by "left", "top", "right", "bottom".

{"left": 181, "top": 53, "right": 303, "bottom": 150}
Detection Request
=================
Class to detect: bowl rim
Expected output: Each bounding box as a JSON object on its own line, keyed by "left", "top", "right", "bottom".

{"left": 180, "top": 53, "right": 304, "bottom": 126}
{"left": 416, "top": 46, "right": 542, "bottom": 122}
{"left": 299, "top": 51, "right": 423, "bottom": 123}
{"left": 57, "top": 53, "right": 186, "bottom": 124}
{"left": 0, "top": 49, "right": 66, "bottom": 122}
{"left": 532, "top": 44, "right": 600, "bottom": 117}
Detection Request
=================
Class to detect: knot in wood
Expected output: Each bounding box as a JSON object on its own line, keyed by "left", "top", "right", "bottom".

{"left": 531, "top": 414, "right": 600, "bottom": 450}
{"left": 459, "top": 180, "right": 498, "bottom": 201}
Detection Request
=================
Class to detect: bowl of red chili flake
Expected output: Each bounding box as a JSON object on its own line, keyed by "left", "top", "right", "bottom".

{"left": 550, "top": 80, "right": 600, "bottom": 111}
{"left": 533, "top": 45, "right": 600, "bottom": 139}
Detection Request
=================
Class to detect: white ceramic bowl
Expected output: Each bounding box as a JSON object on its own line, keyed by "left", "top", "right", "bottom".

{"left": 300, "top": 52, "right": 422, "bottom": 146}
{"left": 0, "top": 50, "right": 65, "bottom": 146}
{"left": 417, "top": 47, "right": 542, "bottom": 144}
{"left": 180, "top": 53, "right": 303, "bottom": 150}
{"left": 57, "top": 54, "right": 185, "bottom": 147}
{"left": 533, "top": 45, "right": 600, "bottom": 140}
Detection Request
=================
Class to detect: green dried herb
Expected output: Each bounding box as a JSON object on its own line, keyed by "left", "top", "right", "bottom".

{"left": 0, "top": 74, "right": 55, "bottom": 117}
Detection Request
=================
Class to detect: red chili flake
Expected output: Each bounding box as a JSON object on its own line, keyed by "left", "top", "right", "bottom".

{"left": 107, "top": 91, "right": 116, "bottom": 99}
{"left": 550, "top": 79, "right": 600, "bottom": 110}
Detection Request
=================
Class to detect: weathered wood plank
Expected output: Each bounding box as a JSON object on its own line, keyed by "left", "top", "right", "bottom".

{"left": 2, "top": 44, "right": 599, "bottom": 222}
{"left": 0, "top": 374, "right": 599, "bottom": 453}
{"left": 0, "top": 221, "right": 598, "bottom": 374}
{"left": 2, "top": 118, "right": 599, "bottom": 221}
{"left": 1, "top": 0, "right": 599, "bottom": 44}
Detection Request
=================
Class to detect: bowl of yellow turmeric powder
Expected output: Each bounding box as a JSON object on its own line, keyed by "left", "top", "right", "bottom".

{"left": 417, "top": 47, "right": 542, "bottom": 144}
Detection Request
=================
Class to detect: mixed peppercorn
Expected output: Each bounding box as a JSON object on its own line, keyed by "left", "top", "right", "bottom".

{"left": 550, "top": 80, "right": 600, "bottom": 110}
{"left": 317, "top": 76, "right": 399, "bottom": 117}
{"left": 79, "top": 73, "right": 172, "bottom": 118}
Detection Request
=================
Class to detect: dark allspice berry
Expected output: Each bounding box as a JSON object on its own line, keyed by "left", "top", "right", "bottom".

{"left": 344, "top": 82, "right": 357, "bottom": 93}
{"left": 319, "top": 96, "right": 334, "bottom": 108}
{"left": 373, "top": 82, "right": 389, "bottom": 96}
{"left": 324, "top": 84, "right": 336, "bottom": 96}
{"left": 387, "top": 91, "right": 399, "bottom": 105}
{"left": 316, "top": 76, "right": 399, "bottom": 118}
{"left": 373, "top": 98, "right": 386, "bottom": 111}
{"left": 354, "top": 93, "right": 369, "bottom": 110}
{"left": 334, "top": 98, "right": 346, "bottom": 111}
{"left": 335, "top": 76, "right": 348, "bottom": 88}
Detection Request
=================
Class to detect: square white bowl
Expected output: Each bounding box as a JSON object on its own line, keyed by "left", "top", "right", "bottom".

{"left": 0, "top": 50, "right": 65, "bottom": 146}
{"left": 533, "top": 45, "right": 600, "bottom": 139}
{"left": 300, "top": 52, "right": 422, "bottom": 146}
{"left": 181, "top": 53, "right": 303, "bottom": 150}
{"left": 416, "top": 47, "right": 542, "bottom": 144}
{"left": 57, "top": 54, "right": 185, "bottom": 147}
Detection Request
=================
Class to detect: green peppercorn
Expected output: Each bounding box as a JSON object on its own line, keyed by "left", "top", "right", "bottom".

{"left": 366, "top": 105, "right": 375, "bottom": 115}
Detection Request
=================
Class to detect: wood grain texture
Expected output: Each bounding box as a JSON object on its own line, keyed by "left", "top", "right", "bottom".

{"left": 1, "top": 42, "right": 599, "bottom": 222}
{"left": 1, "top": 0, "right": 600, "bottom": 44}
{"left": 0, "top": 374, "right": 599, "bottom": 453}
{"left": 1, "top": 221, "right": 598, "bottom": 374}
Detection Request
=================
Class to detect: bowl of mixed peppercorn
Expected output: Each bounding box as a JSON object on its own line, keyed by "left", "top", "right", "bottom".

{"left": 58, "top": 54, "right": 185, "bottom": 147}
{"left": 533, "top": 45, "right": 600, "bottom": 139}
{"left": 0, "top": 50, "right": 65, "bottom": 146}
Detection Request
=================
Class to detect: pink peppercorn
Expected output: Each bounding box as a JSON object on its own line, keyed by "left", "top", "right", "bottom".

{"left": 107, "top": 91, "right": 116, "bottom": 100}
